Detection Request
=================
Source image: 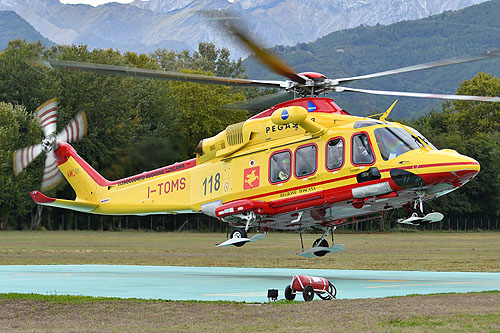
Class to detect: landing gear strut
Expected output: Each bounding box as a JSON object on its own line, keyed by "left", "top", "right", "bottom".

{"left": 410, "top": 195, "right": 425, "bottom": 218}
{"left": 398, "top": 194, "right": 444, "bottom": 226}
{"left": 297, "top": 226, "right": 345, "bottom": 258}
{"left": 215, "top": 211, "right": 266, "bottom": 247}
{"left": 310, "top": 227, "right": 335, "bottom": 257}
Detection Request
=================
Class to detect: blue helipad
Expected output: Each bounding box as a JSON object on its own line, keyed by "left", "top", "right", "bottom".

{"left": 1, "top": 265, "right": 499, "bottom": 302}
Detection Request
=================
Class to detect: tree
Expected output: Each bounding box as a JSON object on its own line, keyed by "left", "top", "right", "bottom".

{"left": 151, "top": 42, "right": 245, "bottom": 78}
{"left": 447, "top": 73, "right": 500, "bottom": 136}
{"left": 0, "top": 39, "right": 250, "bottom": 229}
{"left": 0, "top": 39, "right": 57, "bottom": 111}
{"left": 0, "top": 102, "right": 42, "bottom": 229}
{"left": 411, "top": 73, "right": 500, "bottom": 216}
{"left": 168, "top": 69, "right": 248, "bottom": 152}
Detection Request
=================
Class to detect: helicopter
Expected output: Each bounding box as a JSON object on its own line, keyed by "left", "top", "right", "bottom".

{"left": 18, "top": 18, "right": 500, "bottom": 258}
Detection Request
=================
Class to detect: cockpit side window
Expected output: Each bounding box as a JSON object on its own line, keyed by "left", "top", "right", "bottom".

{"left": 374, "top": 127, "right": 421, "bottom": 161}
{"left": 269, "top": 150, "right": 291, "bottom": 183}
{"left": 352, "top": 133, "right": 375, "bottom": 165}
{"left": 326, "top": 137, "right": 344, "bottom": 170}
{"left": 295, "top": 144, "right": 317, "bottom": 178}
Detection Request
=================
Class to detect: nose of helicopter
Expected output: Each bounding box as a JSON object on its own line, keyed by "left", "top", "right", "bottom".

{"left": 390, "top": 149, "right": 480, "bottom": 193}
{"left": 446, "top": 151, "right": 480, "bottom": 187}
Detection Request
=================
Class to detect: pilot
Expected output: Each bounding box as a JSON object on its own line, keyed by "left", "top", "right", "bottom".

{"left": 354, "top": 135, "right": 373, "bottom": 164}
{"left": 278, "top": 158, "right": 290, "bottom": 180}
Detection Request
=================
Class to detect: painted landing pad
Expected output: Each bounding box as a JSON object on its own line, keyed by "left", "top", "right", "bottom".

{"left": 1, "top": 265, "right": 499, "bottom": 302}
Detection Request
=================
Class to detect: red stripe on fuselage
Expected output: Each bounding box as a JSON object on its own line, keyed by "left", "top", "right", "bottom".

{"left": 379, "top": 161, "right": 478, "bottom": 173}
{"left": 234, "top": 168, "right": 472, "bottom": 216}
{"left": 54, "top": 142, "right": 197, "bottom": 187}
{"left": 243, "top": 161, "right": 477, "bottom": 202}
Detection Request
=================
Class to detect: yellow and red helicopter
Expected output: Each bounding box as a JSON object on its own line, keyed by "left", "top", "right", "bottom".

{"left": 17, "top": 20, "right": 500, "bottom": 257}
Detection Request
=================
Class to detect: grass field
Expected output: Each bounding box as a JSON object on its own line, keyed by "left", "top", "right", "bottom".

{"left": 0, "top": 230, "right": 499, "bottom": 271}
{"left": 0, "top": 230, "right": 499, "bottom": 331}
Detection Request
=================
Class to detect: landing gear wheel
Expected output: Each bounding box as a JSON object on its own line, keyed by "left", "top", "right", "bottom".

{"left": 312, "top": 238, "right": 329, "bottom": 257}
{"left": 318, "top": 282, "right": 337, "bottom": 300}
{"left": 410, "top": 208, "right": 424, "bottom": 218}
{"left": 303, "top": 285, "right": 314, "bottom": 301}
{"left": 284, "top": 285, "right": 296, "bottom": 301}
{"left": 230, "top": 228, "right": 247, "bottom": 247}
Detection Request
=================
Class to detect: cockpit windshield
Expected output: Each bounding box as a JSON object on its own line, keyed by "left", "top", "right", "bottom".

{"left": 405, "top": 126, "right": 438, "bottom": 150}
{"left": 374, "top": 127, "right": 422, "bottom": 161}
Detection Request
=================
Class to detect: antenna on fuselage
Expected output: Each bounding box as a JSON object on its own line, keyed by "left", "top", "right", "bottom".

{"left": 380, "top": 99, "right": 398, "bottom": 122}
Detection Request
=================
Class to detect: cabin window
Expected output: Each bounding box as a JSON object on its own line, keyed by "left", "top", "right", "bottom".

{"left": 374, "top": 127, "right": 421, "bottom": 161}
{"left": 269, "top": 150, "right": 291, "bottom": 183}
{"left": 352, "top": 133, "right": 375, "bottom": 165}
{"left": 326, "top": 137, "right": 344, "bottom": 170}
{"left": 353, "top": 120, "right": 384, "bottom": 129}
{"left": 295, "top": 144, "right": 317, "bottom": 178}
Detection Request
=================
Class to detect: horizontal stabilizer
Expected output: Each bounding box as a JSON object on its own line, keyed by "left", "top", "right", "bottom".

{"left": 297, "top": 244, "right": 345, "bottom": 258}
{"left": 215, "top": 233, "right": 266, "bottom": 247}
{"left": 31, "top": 191, "right": 98, "bottom": 213}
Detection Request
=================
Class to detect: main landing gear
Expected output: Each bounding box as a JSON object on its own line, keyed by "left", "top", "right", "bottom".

{"left": 398, "top": 195, "right": 444, "bottom": 226}
{"left": 215, "top": 211, "right": 266, "bottom": 247}
{"left": 296, "top": 227, "right": 345, "bottom": 258}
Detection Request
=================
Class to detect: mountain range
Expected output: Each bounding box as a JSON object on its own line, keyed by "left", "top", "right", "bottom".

{"left": 242, "top": 0, "right": 500, "bottom": 118}
{"left": 0, "top": 10, "right": 53, "bottom": 50}
{"left": 0, "top": 0, "right": 490, "bottom": 57}
{"left": 1, "top": 0, "right": 499, "bottom": 119}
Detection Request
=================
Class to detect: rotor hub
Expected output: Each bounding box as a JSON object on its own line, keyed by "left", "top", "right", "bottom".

{"left": 42, "top": 134, "right": 58, "bottom": 153}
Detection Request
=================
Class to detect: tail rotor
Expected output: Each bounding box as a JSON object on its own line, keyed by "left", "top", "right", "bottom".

{"left": 13, "top": 98, "right": 87, "bottom": 191}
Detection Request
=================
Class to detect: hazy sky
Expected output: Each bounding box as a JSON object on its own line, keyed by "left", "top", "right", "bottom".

{"left": 60, "top": 0, "right": 135, "bottom": 6}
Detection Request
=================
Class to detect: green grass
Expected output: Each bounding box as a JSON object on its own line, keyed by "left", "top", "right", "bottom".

{"left": 1, "top": 291, "right": 499, "bottom": 332}
{"left": 384, "top": 313, "right": 500, "bottom": 331}
{"left": 0, "top": 230, "right": 499, "bottom": 271}
{"left": 1, "top": 231, "right": 499, "bottom": 331}
{"left": 0, "top": 293, "right": 252, "bottom": 305}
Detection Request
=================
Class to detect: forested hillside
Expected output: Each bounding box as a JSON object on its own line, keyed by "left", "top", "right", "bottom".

{"left": 0, "top": 40, "right": 246, "bottom": 230}
{"left": 1, "top": 0, "right": 500, "bottom": 230}
{"left": 244, "top": 0, "right": 500, "bottom": 119}
{"left": 0, "top": 11, "right": 53, "bottom": 51}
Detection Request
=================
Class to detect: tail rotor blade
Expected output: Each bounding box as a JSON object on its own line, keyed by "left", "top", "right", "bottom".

{"left": 35, "top": 98, "right": 58, "bottom": 137}
{"left": 40, "top": 151, "right": 63, "bottom": 191}
{"left": 13, "top": 144, "right": 43, "bottom": 175}
{"left": 57, "top": 111, "right": 88, "bottom": 143}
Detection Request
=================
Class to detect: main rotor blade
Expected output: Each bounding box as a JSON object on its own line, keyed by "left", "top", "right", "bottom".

{"left": 217, "top": 17, "right": 307, "bottom": 84}
{"left": 335, "top": 51, "right": 500, "bottom": 85}
{"left": 225, "top": 91, "right": 295, "bottom": 113}
{"left": 41, "top": 151, "right": 63, "bottom": 191}
{"left": 27, "top": 59, "right": 284, "bottom": 89}
{"left": 13, "top": 144, "right": 43, "bottom": 175}
{"left": 336, "top": 86, "right": 500, "bottom": 102}
{"left": 57, "top": 111, "right": 88, "bottom": 143}
{"left": 35, "top": 98, "right": 57, "bottom": 137}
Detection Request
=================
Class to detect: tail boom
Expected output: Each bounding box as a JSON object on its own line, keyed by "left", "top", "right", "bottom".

{"left": 31, "top": 142, "right": 195, "bottom": 215}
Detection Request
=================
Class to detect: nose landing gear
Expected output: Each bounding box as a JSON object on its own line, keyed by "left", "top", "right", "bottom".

{"left": 398, "top": 195, "right": 444, "bottom": 226}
